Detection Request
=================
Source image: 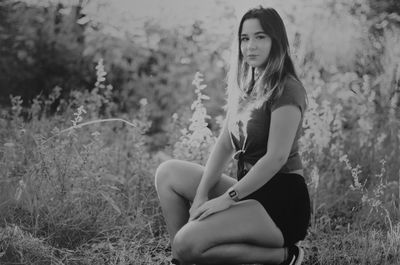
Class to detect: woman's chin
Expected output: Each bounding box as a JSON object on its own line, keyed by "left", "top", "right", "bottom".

{"left": 246, "top": 61, "right": 262, "bottom": 68}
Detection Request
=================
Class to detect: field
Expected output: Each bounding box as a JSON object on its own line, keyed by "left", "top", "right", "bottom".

{"left": 1, "top": 0, "right": 400, "bottom": 264}
{"left": 1, "top": 67, "right": 400, "bottom": 264}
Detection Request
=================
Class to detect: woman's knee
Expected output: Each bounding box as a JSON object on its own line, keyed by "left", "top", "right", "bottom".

{"left": 172, "top": 223, "right": 204, "bottom": 263}
{"left": 154, "top": 159, "right": 179, "bottom": 191}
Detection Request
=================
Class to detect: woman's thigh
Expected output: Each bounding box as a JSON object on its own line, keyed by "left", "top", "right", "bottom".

{"left": 173, "top": 199, "right": 284, "bottom": 256}
{"left": 155, "top": 159, "right": 237, "bottom": 201}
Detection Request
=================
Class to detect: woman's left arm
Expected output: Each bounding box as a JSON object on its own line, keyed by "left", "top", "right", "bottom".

{"left": 193, "top": 105, "right": 301, "bottom": 221}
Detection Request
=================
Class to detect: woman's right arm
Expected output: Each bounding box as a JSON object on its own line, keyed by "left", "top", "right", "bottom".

{"left": 191, "top": 119, "right": 235, "bottom": 205}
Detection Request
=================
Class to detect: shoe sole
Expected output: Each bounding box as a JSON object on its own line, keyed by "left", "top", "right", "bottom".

{"left": 294, "top": 247, "right": 304, "bottom": 265}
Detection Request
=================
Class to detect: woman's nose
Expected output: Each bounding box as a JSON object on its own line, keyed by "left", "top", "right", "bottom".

{"left": 247, "top": 39, "right": 257, "bottom": 50}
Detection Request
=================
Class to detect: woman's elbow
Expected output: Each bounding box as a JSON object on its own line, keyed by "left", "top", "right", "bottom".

{"left": 268, "top": 152, "right": 288, "bottom": 168}
{"left": 278, "top": 154, "right": 288, "bottom": 166}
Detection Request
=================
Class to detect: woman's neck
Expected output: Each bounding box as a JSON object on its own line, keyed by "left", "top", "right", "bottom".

{"left": 254, "top": 67, "right": 264, "bottom": 80}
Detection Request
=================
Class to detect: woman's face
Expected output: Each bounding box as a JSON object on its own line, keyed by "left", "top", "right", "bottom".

{"left": 240, "top": 18, "right": 272, "bottom": 68}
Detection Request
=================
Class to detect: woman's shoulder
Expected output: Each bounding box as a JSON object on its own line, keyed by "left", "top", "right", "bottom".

{"left": 270, "top": 75, "right": 307, "bottom": 113}
{"left": 282, "top": 75, "right": 306, "bottom": 96}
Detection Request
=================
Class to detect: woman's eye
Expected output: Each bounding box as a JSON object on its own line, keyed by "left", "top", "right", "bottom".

{"left": 240, "top": 37, "right": 248, "bottom": 42}
{"left": 256, "top": 35, "right": 266, "bottom": 39}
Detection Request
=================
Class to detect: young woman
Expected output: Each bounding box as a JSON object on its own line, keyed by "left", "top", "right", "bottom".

{"left": 155, "top": 6, "right": 311, "bottom": 265}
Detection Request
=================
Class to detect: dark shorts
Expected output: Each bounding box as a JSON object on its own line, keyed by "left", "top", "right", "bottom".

{"left": 240, "top": 172, "right": 311, "bottom": 246}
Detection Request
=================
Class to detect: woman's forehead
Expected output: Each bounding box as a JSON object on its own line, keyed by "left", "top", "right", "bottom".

{"left": 241, "top": 18, "right": 265, "bottom": 34}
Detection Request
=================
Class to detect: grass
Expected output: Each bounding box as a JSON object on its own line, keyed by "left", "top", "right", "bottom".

{"left": 0, "top": 68, "right": 399, "bottom": 264}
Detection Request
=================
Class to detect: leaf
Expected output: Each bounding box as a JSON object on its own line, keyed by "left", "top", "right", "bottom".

{"left": 100, "top": 191, "right": 121, "bottom": 216}
{"left": 77, "top": 16, "right": 90, "bottom": 25}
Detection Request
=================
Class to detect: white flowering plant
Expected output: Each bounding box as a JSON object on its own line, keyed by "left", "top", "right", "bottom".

{"left": 172, "top": 72, "right": 217, "bottom": 164}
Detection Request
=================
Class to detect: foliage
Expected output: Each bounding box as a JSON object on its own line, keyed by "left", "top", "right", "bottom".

{"left": 1, "top": 0, "right": 400, "bottom": 264}
{"left": 0, "top": 60, "right": 167, "bottom": 263}
{"left": 1, "top": 0, "right": 399, "bottom": 146}
{"left": 304, "top": 224, "right": 400, "bottom": 265}
{"left": 0, "top": 0, "right": 92, "bottom": 107}
{"left": 1, "top": 57, "right": 400, "bottom": 264}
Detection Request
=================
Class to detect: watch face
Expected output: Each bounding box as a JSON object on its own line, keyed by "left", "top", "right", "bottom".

{"left": 229, "top": 190, "right": 237, "bottom": 198}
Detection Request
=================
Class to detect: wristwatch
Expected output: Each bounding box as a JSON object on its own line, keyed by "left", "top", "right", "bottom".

{"left": 227, "top": 187, "right": 240, "bottom": 202}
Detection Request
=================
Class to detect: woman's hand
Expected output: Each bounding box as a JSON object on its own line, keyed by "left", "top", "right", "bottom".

{"left": 189, "top": 194, "right": 208, "bottom": 221}
{"left": 189, "top": 194, "right": 234, "bottom": 221}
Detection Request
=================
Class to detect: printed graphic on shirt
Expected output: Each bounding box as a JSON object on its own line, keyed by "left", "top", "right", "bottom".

{"left": 228, "top": 106, "right": 252, "bottom": 141}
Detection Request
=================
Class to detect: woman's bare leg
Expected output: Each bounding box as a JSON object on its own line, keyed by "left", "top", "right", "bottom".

{"left": 154, "top": 159, "right": 236, "bottom": 242}
{"left": 172, "top": 199, "right": 286, "bottom": 264}
{"left": 155, "top": 159, "right": 287, "bottom": 264}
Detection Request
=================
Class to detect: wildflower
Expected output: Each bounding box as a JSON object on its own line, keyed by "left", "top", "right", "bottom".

{"left": 173, "top": 72, "right": 216, "bottom": 163}
{"left": 339, "top": 154, "right": 348, "bottom": 163}
{"left": 192, "top": 72, "right": 204, "bottom": 88}
{"left": 77, "top": 105, "right": 87, "bottom": 114}
{"left": 15, "top": 180, "right": 26, "bottom": 201}
{"left": 340, "top": 154, "right": 362, "bottom": 190}
{"left": 92, "top": 131, "right": 101, "bottom": 138}
{"left": 351, "top": 165, "right": 362, "bottom": 190}
{"left": 310, "top": 167, "right": 320, "bottom": 190}
{"left": 72, "top": 105, "right": 87, "bottom": 127}
{"left": 95, "top": 58, "right": 107, "bottom": 87}
{"left": 361, "top": 194, "right": 368, "bottom": 203}
{"left": 139, "top": 98, "right": 148, "bottom": 106}
{"left": 51, "top": 127, "right": 60, "bottom": 135}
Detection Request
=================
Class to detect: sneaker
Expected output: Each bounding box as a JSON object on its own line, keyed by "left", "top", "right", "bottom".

{"left": 170, "top": 258, "right": 180, "bottom": 265}
{"left": 280, "top": 245, "right": 304, "bottom": 265}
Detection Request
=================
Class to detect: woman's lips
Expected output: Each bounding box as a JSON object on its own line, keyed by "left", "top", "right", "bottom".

{"left": 248, "top": 55, "right": 258, "bottom": 59}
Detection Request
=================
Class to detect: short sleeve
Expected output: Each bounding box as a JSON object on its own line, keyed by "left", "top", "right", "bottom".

{"left": 270, "top": 77, "right": 307, "bottom": 115}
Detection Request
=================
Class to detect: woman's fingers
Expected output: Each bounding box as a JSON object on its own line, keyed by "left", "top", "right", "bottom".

{"left": 197, "top": 203, "right": 219, "bottom": 221}
{"left": 189, "top": 205, "right": 196, "bottom": 216}
{"left": 196, "top": 198, "right": 233, "bottom": 221}
{"left": 197, "top": 208, "right": 213, "bottom": 221}
{"left": 191, "top": 209, "right": 205, "bottom": 221}
{"left": 189, "top": 203, "right": 200, "bottom": 219}
{"left": 189, "top": 198, "right": 208, "bottom": 219}
{"left": 190, "top": 201, "right": 212, "bottom": 221}
{"left": 189, "top": 211, "right": 199, "bottom": 221}
{"left": 189, "top": 205, "right": 207, "bottom": 221}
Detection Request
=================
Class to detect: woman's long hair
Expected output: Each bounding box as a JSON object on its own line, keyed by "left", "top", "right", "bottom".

{"left": 226, "top": 6, "right": 299, "bottom": 113}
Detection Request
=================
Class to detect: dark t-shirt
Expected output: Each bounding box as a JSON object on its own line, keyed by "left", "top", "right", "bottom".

{"left": 228, "top": 76, "right": 307, "bottom": 179}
